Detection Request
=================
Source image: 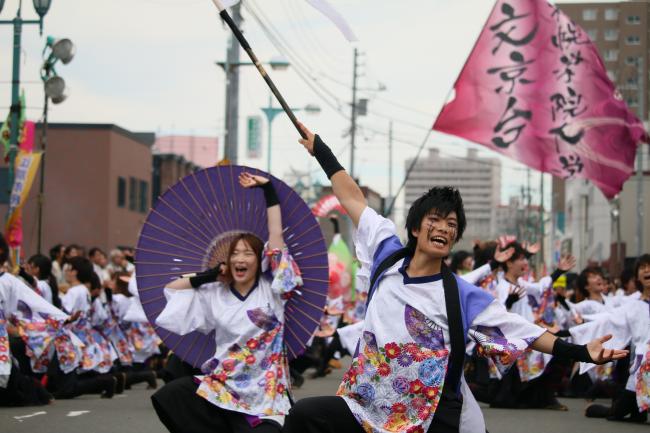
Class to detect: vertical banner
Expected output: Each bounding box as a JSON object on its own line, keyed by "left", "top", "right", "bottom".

{"left": 247, "top": 115, "right": 262, "bottom": 158}
{"left": 5, "top": 150, "right": 42, "bottom": 251}
{"left": 433, "top": 0, "right": 648, "bottom": 199}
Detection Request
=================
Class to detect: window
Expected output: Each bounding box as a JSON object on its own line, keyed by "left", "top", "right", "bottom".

{"left": 626, "top": 35, "right": 641, "bottom": 45}
{"left": 605, "top": 8, "right": 618, "bottom": 21}
{"left": 627, "top": 76, "right": 639, "bottom": 86}
{"left": 117, "top": 177, "right": 126, "bottom": 208}
{"left": 129, "top": 177, "right": 137, "bottom": 211}
{"left": 139, "top": 180, "right": 148, "bottom": 214}
{"left": 586, "top": 29, "right": 598, "bottom": 41}
{"left": 604, "top": 29, "right": 619, "bottom": 41}
{"left": 583, "top": 9, "right": 597, "bottom": 21}
{"left": 627, "top": 15, "right": 641, "bottom": 25}
{"left": 626, "top": 56, "right": 640, "bottom": 66}
{"left": 604, "top": 49, "right": 618, "bottom": 61}
{"left": 627, "top": 96, "right": 639, "bottom": 107}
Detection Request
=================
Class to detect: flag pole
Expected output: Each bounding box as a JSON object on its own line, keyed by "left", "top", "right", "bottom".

{"left": 211, "top": 0, "right": 307, "bottom": 139}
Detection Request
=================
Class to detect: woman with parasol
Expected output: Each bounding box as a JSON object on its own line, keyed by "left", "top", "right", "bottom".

{"left": 151, "top": 172, "right": 303, "bottom": 433}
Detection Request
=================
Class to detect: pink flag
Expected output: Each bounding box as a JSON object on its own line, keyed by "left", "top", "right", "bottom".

{"left": 433, "top": 0, "right": 648, "bottom": 199}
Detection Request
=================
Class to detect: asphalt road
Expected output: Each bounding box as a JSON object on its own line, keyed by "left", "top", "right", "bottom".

{"left": 2, "top": 366, "right": 648, "bottom": 433}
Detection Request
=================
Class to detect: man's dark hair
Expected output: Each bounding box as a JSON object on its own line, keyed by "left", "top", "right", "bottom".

{"left": 88, "top": 247, "right": 105, "bottom": 258}
{"left": 634, "top": 254, "right": 650, "bottom": 290}
{"left": 49, "top": 244, "right": 63, "bottom": 261}
{"left": 576, "top": 267, "right": 603, "bottom": 300}
{"left": 405, "top": 186, "right": 466, "bottom": 253}
{"left": 67, "top": 257, "right": 94, "bottom": 284}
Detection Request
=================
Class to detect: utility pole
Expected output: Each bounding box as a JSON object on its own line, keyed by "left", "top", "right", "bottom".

{"left": 636, "top": 58, "right": 645, "bottom": 257}
{"left": 349, "top": 48, "right": 359, "bottom": 179}
{"left": 223, "top": 2, "right": 242, "bottom": 163}
{"left": 387, "top": 121, "right": 393, "bottom": 217}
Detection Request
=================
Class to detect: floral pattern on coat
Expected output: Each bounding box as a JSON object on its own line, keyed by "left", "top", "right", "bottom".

{"left": 195, "top": 306, "right": 291, "bottom": 417}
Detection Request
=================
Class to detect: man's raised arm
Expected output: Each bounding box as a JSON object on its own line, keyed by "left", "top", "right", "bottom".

{"left": 298, "top": 123, "right": 366, "bottom": 227}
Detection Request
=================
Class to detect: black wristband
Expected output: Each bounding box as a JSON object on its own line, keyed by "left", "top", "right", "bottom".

{"left": 189, "top": 265, "right": 223, "bottom": 288}
{"left": 259, "top": 182, "right": 280, "bottom": 208}
{"left": 505, "top": 293, "right": 519, "bottom": 310}
{"left": 489, "top": 260, "right": 500, "bottom": 271}
{"left": 313, "top": 135, "right": 344, "bottom": 179}
{"left": 550, "top": 268, "right": 565, "bottom": 283}
{"left": 552, "top": 338, "right": 593, "bottom": 363}
{"left": 556, "top": 294, "right": 570, "bottom": 311}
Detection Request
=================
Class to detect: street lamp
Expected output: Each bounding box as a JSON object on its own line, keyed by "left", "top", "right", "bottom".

{"left": 36, "top": 34, "right": 75, "bottom": 253}
{"left": 261, "top": 95, "right": 320, "bottom": 174}
{"left": 0, "top": 0, "right": 53, "bottom": 225}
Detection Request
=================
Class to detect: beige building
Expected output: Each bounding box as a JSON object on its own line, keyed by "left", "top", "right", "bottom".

{"left": 560, "top": 1, "right": 650, "bottom": 117}
{"left": 404, "top": 148, "right": 501, "bottom": 249}
{"left": 0, "top": 123, "right": 155, "bottom": 256}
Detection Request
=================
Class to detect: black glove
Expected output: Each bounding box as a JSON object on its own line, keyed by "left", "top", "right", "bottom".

{"left": 189, "top": 263, "right": 224, "bottom": 288}
{"left": 258, "top": 182, "right": 280, "bottom": 208}
{"left": 313, "top": 135, "right": 345, "bottom": 179}
{"left": 505, "top": 293, "right": 520, "bottom": 310}
{"left": 552, "top": 338, "right": 593, "bottom": 363}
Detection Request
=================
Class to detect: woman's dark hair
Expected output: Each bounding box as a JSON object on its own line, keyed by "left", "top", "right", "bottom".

{"left": 28, "top": 254, "right": 62, "bottom": 309}
{"left": 49, "top": 244, "right": 64, "bottom": 261}
{"left": 620, "top": 268, "right": 635, "bottom": 288}
{"left": 223, "top": 233, "right": 264, "bottom": 284}
{"left": 405, "top": 186, "right": 466, "bottom": 253}
{"left": 576, "top": 267, "right": 602, "bottom": 301}
{"left": 634, "top": 254, "right": 650, "bottom": 290}
{"left": 67, "top": 257, "right": 95, "bottom": 284}
{"left": 450, "top": 250, "right": 472, "bottom": 273}
{"left": 113, "top": 271, "right": 131, "bottom": 297}
{"left": 499, "top": 241, "right": 527, "bottom": 272}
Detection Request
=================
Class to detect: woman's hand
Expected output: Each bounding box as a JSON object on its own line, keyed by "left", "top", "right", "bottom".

{"left": 297, "top": 122, "right": 316, "bottom": 155}
{"left": 494, "top": 247, "right": 515, "bottom": 263}
{"left": 558, "top": 255, "right": 577, "bottom": 272}
{"left": 587, "top": 335, "right": 629, "bottom": 364}
{"left": 239, "top": 172, "right": 269, "bottom": 188}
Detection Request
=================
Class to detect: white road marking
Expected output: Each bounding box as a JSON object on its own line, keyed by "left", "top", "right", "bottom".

{"left": 66, "top": 410, "right": 91, "bottom": 417}
{"left": 13, "top": 411, "right": 46, "bottom": 422}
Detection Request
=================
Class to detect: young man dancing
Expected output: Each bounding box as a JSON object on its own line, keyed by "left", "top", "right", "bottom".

{"left": 283, "top": 125, "right": 628, "bottom": 433}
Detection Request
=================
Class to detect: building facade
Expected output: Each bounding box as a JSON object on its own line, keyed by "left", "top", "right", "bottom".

{"left": 404, "top": 148, "right": 501, "bottom": 249}
{"left": 555, "top": 1, "right": 650, "bottom": 273}
{"left": 153, "top": 135, "right": 219, "bottom": 168}
{"left": 0, "top": 123, "right": 155, "bottom": 256}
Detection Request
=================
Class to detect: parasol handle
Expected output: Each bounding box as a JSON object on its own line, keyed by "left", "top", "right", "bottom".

{"left": 212, "top": 0, "right": 308, "bottom": 140}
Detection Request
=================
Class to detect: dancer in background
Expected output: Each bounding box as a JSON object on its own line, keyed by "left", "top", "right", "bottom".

{"left": 572, "top": 254, "right": 650, "bottom": 423}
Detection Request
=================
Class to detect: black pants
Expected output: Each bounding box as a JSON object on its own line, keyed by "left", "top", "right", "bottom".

{"left": 151, "top": 376, "right": 281, "bottom": 433}
{"left": 283, "top": 395, "right": 463, "bottom": 433}
{"left": 586, "top": 389, "right": 648, "bottom": 422}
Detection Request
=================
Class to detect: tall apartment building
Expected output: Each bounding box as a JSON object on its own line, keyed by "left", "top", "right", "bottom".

{"left": 560, "top": 1, "right": 650, "bottom": 118}
{"left": 404, "top": 148, "right": 501, "bottom": 249}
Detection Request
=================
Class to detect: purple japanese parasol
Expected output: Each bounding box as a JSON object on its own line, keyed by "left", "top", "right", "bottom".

{"left": 135, "top": 165, "right": 328, "bottom": 367}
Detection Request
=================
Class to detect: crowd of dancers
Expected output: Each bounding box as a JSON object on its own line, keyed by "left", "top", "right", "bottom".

{"left": 0, "top": 125, "right": 647, "bottom": 433}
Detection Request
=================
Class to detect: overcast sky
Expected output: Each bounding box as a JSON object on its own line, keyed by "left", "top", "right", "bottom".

{"left": 0, "top": 0, "right": 618, "bottom": 215}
